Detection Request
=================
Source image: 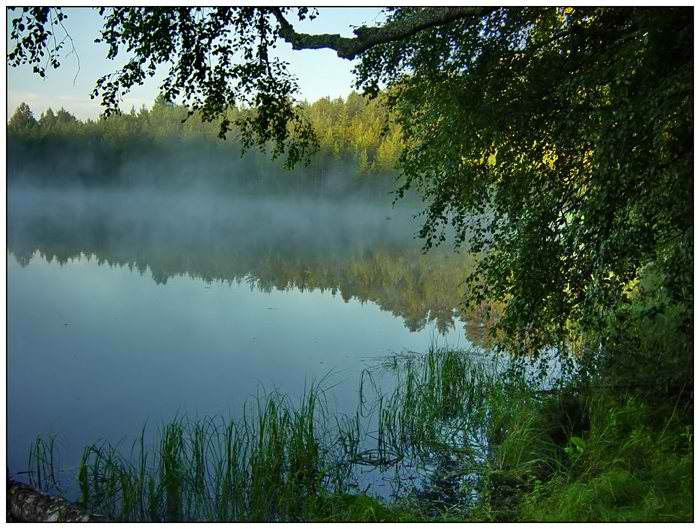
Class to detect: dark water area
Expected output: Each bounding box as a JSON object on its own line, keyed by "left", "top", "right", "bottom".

{"left": 7, "top": 188, "right": 493, "bottom": 498}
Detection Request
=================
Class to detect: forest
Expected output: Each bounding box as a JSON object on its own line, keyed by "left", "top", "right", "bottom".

{"left": 8, "top": 92, "right": 401, "bottom": 196}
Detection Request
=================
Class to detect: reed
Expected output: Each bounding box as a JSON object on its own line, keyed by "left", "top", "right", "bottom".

{"left": 28, "top": 434, "right": 60, "bottom": 493}
{"left": 23, "top": 346, "right": 692, "bottom": 522}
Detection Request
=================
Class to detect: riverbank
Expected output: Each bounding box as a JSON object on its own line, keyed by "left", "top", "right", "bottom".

{"left": 20, "top": 347, "right": 692, "bottom": 522}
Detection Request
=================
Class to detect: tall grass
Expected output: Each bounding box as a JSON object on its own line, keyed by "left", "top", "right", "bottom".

{"left": 69, "top": 386, "right": 337, "bottom": 521}
{"left": 24, "top": 346, "right": 693, "bottom": 522}
{"left": 517, "top": 393, "right": 693, "bottom": 522}
{"left": 28, "top": 434, "right": 61, "bottom": 493}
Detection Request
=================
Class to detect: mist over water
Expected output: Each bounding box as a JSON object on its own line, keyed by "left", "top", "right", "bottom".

{"left": 8, "top": 184, "right": 489, "bottom": 497}
{"left": 9, "top": 187, "right": 484, "bottom": 331}
{"left": 9, "top": 186, "right": 426, "bottom": 257}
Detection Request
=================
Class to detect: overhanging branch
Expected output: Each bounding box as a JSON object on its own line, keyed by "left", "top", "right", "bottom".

{"left": 272, "top": 7, "right": 497, "bottom": 60}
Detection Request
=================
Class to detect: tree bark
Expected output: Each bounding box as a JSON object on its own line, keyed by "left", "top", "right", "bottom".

{"left": 272, "top": 7, "right": 497, "bottom": 60}
{"left": 7, "top": 479, "right": 110, "bottom": 522}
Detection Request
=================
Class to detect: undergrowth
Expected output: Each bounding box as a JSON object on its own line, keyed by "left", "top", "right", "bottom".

{"left": 25, "top": 347, "right": 693, "bottom": 522}
{"left": 517, "top": 393, "right": 693, "bottom": 522}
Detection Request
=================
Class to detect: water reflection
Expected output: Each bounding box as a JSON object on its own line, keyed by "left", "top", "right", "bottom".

{"left": 9, "top": 189, "right": 496, "bottom": 345}
{"left": 9, "top": 189, "right": 503, "bottom": 493}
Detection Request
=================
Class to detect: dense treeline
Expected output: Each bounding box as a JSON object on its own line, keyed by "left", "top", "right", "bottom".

{"left": 7, "top": 92, "right": 402, "bottom": 196}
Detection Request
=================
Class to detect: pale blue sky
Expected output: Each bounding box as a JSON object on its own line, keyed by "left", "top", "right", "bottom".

{"left": 7, "top": 7, "right": 385, "bottom": 120}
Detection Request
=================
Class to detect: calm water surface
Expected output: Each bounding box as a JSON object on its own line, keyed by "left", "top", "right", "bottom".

{"left": 7, "top": 189, "right": 487, "bottom": 493}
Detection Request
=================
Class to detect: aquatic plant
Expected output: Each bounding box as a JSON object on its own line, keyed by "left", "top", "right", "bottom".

{"left": 23, "top": 346, "right": 692, "bottom": 522}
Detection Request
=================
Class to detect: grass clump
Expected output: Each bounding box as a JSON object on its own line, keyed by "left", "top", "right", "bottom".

{"left": 24, "top": 346, "right": 693, "bottom": 522}
{"left": 69, "top": 387, "right": 335, "bottom": 522}
{"left": 517, "top": 392, "right": 693, "bottom": 522}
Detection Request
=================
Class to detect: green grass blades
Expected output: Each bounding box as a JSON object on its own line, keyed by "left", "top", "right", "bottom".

{"left": 26, "top": 346, "right": 692, "bottom": 522}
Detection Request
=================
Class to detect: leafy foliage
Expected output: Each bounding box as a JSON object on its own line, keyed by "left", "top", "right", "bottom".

{"left": 9, "top": 7, "right": 320, "bottom": 168}
{"left": 8, "top": 8, "right": 69, "bottom": 78}
{"left": 355, "top": 7, "right": 693, "bottom": 354}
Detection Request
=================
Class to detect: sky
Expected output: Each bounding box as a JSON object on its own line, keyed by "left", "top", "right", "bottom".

{"left": 6, "top": 7, "right": 385, "bottom": 120}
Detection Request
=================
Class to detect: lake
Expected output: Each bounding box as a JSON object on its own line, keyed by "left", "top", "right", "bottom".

{"left": 8, "top": 188, "right": 493, "bottom": 498}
